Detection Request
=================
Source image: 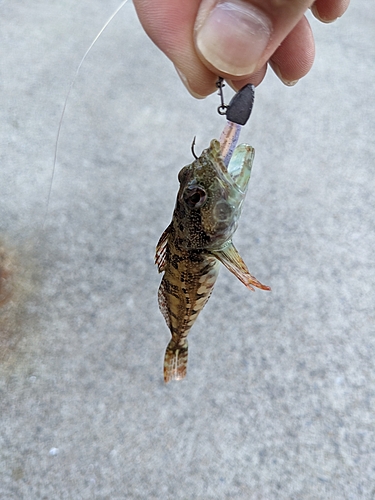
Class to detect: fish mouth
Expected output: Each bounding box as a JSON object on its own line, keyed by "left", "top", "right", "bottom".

{"left": 218, "top": 122, "right": 254, "bottom": 193}
{"left": 205, "top": 138, "right": 253, "bottom": 193}
{"left": 226, "top": 144, "right": 254, "bottom": 193}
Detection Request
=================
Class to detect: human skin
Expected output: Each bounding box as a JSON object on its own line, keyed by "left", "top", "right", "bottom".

{"left": 133, "top": 0, "right": 350, "bottom": 97}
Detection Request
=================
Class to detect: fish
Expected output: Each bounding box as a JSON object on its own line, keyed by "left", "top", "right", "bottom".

{"left": 155, "top": 138, "right": 270, "bottom": 383}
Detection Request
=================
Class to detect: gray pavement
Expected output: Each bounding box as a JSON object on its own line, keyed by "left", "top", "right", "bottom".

{"left": 0, "top": 1, "right": 375, "bottom": 498}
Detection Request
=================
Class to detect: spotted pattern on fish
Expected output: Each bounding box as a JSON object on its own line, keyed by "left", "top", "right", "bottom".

{"left": 157, "top": 236, "right": 220, "bottom": 382}
{"left": 156, "top": 139, "right": 270, "bottom": 383}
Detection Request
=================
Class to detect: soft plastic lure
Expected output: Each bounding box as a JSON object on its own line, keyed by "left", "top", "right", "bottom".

{"left": 155, "top": 83, "right": 270, "bottom": 383}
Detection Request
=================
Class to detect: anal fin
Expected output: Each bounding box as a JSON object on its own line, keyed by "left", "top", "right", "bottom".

{"left": 158, "top": 277, "right": 172, "bottom": 330}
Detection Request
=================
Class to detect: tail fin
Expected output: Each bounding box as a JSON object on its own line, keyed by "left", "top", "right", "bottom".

{"left": 164, "top": 340, "right": 188, "bottom": 383}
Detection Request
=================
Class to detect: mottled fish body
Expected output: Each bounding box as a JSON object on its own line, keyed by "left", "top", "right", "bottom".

{"left": 155, "top": 139, "right": 270, "bottom": 383}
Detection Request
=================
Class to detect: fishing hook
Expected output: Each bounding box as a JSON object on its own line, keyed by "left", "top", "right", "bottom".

{"left": 191, "top": 136, "right": 198, "bottom": 160}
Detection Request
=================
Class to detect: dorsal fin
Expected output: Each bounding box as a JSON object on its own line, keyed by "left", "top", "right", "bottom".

{"left": 155, "top": 224, "right": 171, "bottom": 273}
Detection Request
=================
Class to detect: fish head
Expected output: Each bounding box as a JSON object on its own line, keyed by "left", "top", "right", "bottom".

{"left": 174, "top": 139, "right": 254, "bottom": 250}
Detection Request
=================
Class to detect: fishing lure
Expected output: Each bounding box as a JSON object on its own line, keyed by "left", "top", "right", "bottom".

{"left": 155, "top": 81, "right": 270, "bottom": 383}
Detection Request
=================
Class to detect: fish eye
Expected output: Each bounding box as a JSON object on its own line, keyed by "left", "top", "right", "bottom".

{"left": 183, "top": 186, "right": 207, "bottom": 209}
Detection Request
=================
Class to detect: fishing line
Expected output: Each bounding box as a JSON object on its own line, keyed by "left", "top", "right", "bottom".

{"left": 43, "top": 0, "right": 129, "bottom": 229}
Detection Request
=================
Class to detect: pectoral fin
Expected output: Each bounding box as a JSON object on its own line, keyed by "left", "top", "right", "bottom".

{"left": 212, "top": 242, "right": 270, "bottom": 291}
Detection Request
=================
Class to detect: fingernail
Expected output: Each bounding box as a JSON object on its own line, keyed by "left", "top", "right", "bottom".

{"left": 174, "top": 66, "right": 206, "bottom": 99}
{"left": 310, "top": 4, "right": 337, "bottom": 24}
{"left": 195, "top": 0, "right": 272, "bottom": 76}
{"left": 269, "top": 61, "right": 299, "bottom": 87}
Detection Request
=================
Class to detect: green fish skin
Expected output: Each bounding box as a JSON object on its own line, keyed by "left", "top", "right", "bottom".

{"left": 155, "top": 139, "right": 270, "bottom": 383}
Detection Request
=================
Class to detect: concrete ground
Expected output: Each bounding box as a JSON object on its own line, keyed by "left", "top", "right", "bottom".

{"left": 0, "top": 1, "right": 374, "bottom": 498}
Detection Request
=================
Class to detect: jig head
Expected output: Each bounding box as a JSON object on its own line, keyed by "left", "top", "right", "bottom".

{"left": 216, "top": 77, "right": 255, "bottom": 166}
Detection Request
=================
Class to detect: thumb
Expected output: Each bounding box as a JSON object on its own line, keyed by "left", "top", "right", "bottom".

{"left": 194, "top": 0, "right": 313, "bottom": 77}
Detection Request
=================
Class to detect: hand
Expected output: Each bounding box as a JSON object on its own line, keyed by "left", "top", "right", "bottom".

{"left": 133, "top": 0, "right": 350, "bottom": 97}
